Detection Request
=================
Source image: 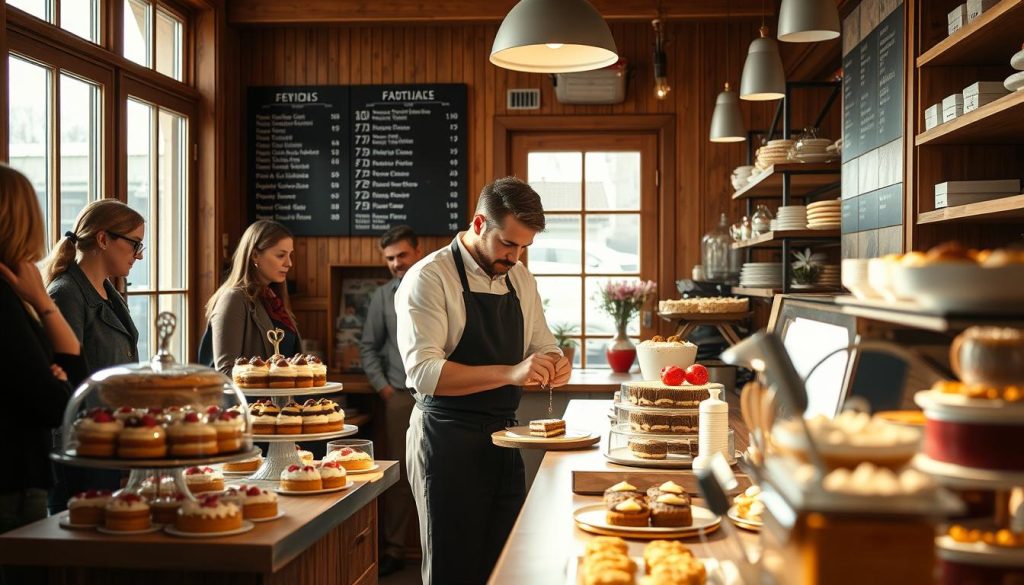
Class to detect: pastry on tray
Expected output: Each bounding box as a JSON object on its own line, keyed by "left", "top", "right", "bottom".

{"left": 176, "top": 494, "right": 243, "bottom": 533}
{"left": 67, "top": 490, "right": 112, "bottom": 526}
{"left": 581, "top": 535, "right": 636, "bottom": 585}
{"left": 280, "top": 464, "right": 323, "bottom": 491}
{"left": 643, "top": 540, "right": 694, "bottom": 574}
{"left": 104, "top": 494, "right": 150, "bottom": 532}
{"left": 529, "top": 418, "right": 566, "bottom": 437}
{"left": 323, "top": 446, "right": 373, "bottom": 471}
{"left": 628, "top": 411, "right": 699, "bottom": 434}
{"left": 628, "top": 439, "right": 668, "bottom": 460}
{"left": 74, "top": 408, "right": 123, "bottom": 457}
{"left": 603, "top": 481, "right": 643, "bottom": 507}
{"left": 646, "top": 481, "right": 693, "bottom": 527}
{"left": 301, "top": 399, "right": 330, "bottom": 434}
{"left": 184, "top": 466, "right": 225, "bottom": 494}
{"left": 150, "top": 493, "right": 187, "bottom": 524}
{"left": 276, "top": 402, "right": 304, "bottom": 435}
{"left": 224, "top": 484, "right": 279, "bottom": 520}
{"left": 167, "top": 411, "right": 218, "bottom": 457}
{"left": 269, "top": 358, "right": 297, "bottom": 389}
{"left": 317, "top": 461, "right": 348, "bottom": 489}
{"left": 606, "top": 496, "right": 650, "bottom": 527}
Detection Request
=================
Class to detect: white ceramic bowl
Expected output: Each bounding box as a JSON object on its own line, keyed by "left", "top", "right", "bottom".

{"left": 893, "top": 264, "right": 1024, "bottom": 312}
{"left": 841, "top": 258, "right": 876, "bottom": 299}
{"left": 867, "top": 258, "right": 901, "bottom": 301}
{"left": 635, "top": 341, "right": 698, "bottom": 381}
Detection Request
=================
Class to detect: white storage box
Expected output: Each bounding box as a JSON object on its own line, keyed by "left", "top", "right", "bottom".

{"left": 935, "top": 180, "right": 1022, "bottom": 207}
{"left": 964, "top": 93, "right": 1008, "bottom": 113}
{"left": 967, "top": 0, "right": 999, "bottom": 22}
{"left": 963, "top": 81, "right": 1011, "bottom": 97}
{"left": 943, "top": 104, "right": 963, "bottom": 122}
{"left": 936, "top": 192, "right": 1018, "bottom": 208}
{"left": 924, "top": 103, "right": 941, "bottom": 130}
{"left": 948, "top": 4, "right": 967, "bottom": 35}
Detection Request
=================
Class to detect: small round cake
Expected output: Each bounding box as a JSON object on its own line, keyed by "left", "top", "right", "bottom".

{"left": 300, "top": 399, "right": 329, "bottom": 434}
{"left": 295, "top": 445, "right": 314, "bottom": 465}
{"left": 231, "top": 357, "right": 252, "bottom": 388}
{"left": 280, "top": 464, "right": 322, "bottom": 491}
{"left": 269, "top": 358, "right": 297, "bottom": 389}
{"left": 104, "top": 493, "right": 150, "bottom": 532}
{"left": 324, "top": 447, "right": 373, "bottom": 471}
{"left": 244, "top": 357, "right": 270, "bottom": 388}
{"left": 184, "top": 466, "right": 225, "bottom": 494}
{"left": 319, "top": 398, "right": 345, "bottom": 431}
{"left": 628, "top": 438, "right": 668, "bottom": 460}
{"left": 150, "top": 493, "right": 187, "bottom": 524}
{"left": 211, "top": 410, "right": 244, "bottom": 453}
{"left": 249, "top": 401, "right": 277, "bottom": 435}
{"left": 224, "top": 453, "right": 263, "bottom": 472}
{"left": 224, "top": 485, "right": 279, "bottom": 520}
{"left": 117, "top": 414, "right": 167, "bottom": 459}
{"left": 318, "top": 461, "right": 347, "bottom": 489}
{"left": 75, "top": 409, "right": 123, "bottom": 457}
{"left": 276, "top": 402, "right": 303, "bottom": 435}
{"left": 167, "top": 411, "right": 218, "bottom": 457}
{"left": 605, "top": 496, "right": 649, "bottom": 527}
{"left": 308, "top": 356, "right": 327, "bottom": 386}
{"left": 176, "top": 494, "right": 243, "bottom": 533}
{"left": 646, "top": 481, "right": 692, "bottom": 527}
{"left": 291, "top": 356, "right": 314, "bottom": 389}
{"left": 67, "top": 489, "right": 112, "bottom": 526}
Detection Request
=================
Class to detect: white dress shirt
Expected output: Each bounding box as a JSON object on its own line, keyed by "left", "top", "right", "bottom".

{"left": 395, "top": 234, "right": 560, "bottom": 396}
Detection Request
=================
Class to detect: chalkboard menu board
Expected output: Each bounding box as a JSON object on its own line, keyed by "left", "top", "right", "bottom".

{"left": 248, "top": 84, "right": 468, "bottom": 236}
{"left": 842, "top": 8, "right": 903, "bottom": 161}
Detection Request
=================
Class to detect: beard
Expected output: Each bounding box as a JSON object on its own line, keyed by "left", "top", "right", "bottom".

{"left": 472, "top": 238, "right": 515, "bottom": 278}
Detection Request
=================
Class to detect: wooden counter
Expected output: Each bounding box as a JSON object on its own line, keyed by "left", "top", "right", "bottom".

{"left": 333, "top": 368, "right": 643, "bottom": 394}
{"left": 489, "top": 400, "right": 755, "bottom": 585}
{"left": 0, "top": 462, "right": 399, "bottom": 585}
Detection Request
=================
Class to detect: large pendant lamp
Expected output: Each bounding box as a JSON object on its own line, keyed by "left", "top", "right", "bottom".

{"left": 490, "top": 0, "right": 618, "bottom": 73}
{"left": 740, "top": 26, "right": 786, "bottom": 101}
{"left": 778, "top": 0, "right": 840, "bottom": 42}
{"left": 710, "top": 83, "right": 746, "bottom": 142}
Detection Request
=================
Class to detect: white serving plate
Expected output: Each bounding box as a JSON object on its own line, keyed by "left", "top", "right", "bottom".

{"left": 893, "top": 264, "right": 1024, "bottom": 311}
{"left": 1011, "top": 49, "right": 1024, "bottom": 71}
{"left": 1005, "top": 70, "right": 1024, "bottom": 92}
{"left": 165, "top": 520, "right": 255, "bottom": 538}
{"left": 572, "top": 503, "right": 721, "bottom": 538}
{"left": 274, "top": 483, "right": 353, "bottom": 496}
{"left": 239, "top": 382, "right": 343, "bottom": 397}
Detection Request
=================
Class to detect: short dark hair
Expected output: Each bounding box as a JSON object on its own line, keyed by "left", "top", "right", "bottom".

{"left": 379, "top": 225, "right": 419, "bottom": 250}
{"left": 476, "top": 177, "right": 546, "bottom": 232}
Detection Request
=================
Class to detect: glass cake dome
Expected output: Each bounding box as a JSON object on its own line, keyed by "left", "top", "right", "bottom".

{"left": 55, "top": 312, "right": 255, "bottom": 467}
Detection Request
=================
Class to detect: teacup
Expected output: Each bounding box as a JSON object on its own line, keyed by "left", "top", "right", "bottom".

{"left": 950, "top": 327, "right": 1024, "bottom": 387}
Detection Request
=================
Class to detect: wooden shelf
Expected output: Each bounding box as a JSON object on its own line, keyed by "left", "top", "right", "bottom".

{"left": 733, "top": 286, "right": 842, "bottom": 298}
{"left": 836, "top": 296, "right": 1024, "bottom": 332}
{"left": 731, "top": 229, "right": 841, "bottom": 249}
{"left": 917, "top": 0, "right": 1024, "bottom": 67}
{"left": 915, "top": 91, "right": 1024, "bottom": 146}
{"left": 918, "top": 194, "right": 1024, "bottom": 224}
{"left": 731, "top": 162, "right": 841, "bottom": 200}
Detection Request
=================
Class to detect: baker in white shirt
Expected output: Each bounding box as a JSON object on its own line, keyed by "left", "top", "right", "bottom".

{"left": 396, "top": 177, "right": 572, "bottom": 585}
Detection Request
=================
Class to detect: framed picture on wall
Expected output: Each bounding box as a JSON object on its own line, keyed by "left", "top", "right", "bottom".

{"left": 329, "top": 268, "right": 391, "bottom": 372}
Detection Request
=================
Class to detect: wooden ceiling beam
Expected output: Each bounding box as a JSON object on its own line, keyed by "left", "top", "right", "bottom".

{"left": 227, "top": 0, "right": 767, "bottom": 26}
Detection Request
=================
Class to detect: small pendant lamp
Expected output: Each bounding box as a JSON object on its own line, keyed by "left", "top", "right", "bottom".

{"left": 490, "top": 0, "right": 619, "bottom": 73}
{"left": 740, "top": 25, "right": 786, "bottom": 101}
{"left": 778, "top": 0, "right": 840, "bottom": 43}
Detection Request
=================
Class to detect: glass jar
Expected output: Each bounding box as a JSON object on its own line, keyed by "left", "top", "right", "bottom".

{"left": 751, "top": 205, "right": 774, "bottom": 235}
{"left": 702, "top": 213, "right": 733, "bottom": 281}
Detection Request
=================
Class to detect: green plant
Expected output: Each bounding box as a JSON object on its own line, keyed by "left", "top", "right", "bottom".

{"left": 550, "top": 322, "right": 579, "bottom": 349}
{"left": 791, "top": 248, "right": 821, "bottom": 285}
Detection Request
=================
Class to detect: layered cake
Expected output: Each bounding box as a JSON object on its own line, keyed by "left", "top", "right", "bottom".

{"left": 269, "top": 358, "right": 297, "bottom": 389}
{"left": 628, "top": 438, "right": 668, "bottom": 460}
{"left": 529, "top": 418, "right": 566, "bottom": 437}
{"left": 324, "top": 446, "right": 373, "bottom": 471}
{"left": 658, "top": 296, "right": 748, "bottom": 314}
{"left": 184, "top": 466, "right": 225, "bottom": 494}
{"left": 603, "top": 481, "right": 643, "bottom": 507}
{"left": 176, "top": 495, "right": 243, "bottom": 533}
{"left": 211, "top": 410, "right": 244, "bottom": 452}
{"left": 628, "top": 410, "right": 699, "bottom": 434}
{"left": 917, "top": 382, "right": 1024, "bottom": 471}
{"left": 167, "top": 411, "right": 218, "bottom": 457}
{"left": 104, "top": 494, "right": 150, "bottom": 532}
{"left": 74, "top": 409, "right": 123, "bottom": 457}
{"left": 309, "top": 356, "right": 327, "bottom": 386}
{"left": 116, "top": 414, "right": 167, "bottom": 459}
{"left": 224, "top": 485, "right": 278, "bottom": 520}
{"left": 733, "top": 485, "right": 764, "bottom": 524}
{"left": 300, "top": 399, "right": 330, "bottom": 433}
{"left": 224, "top": 453, "right": 263, "bottom": 472}
{"left": 318, "top": 461, "right": 348, "bottom": 488}
{"left": 646, "top": 481, "right": 693, "bottom": 527}
{"left": 281, "top": 464, "right": 322, "bottom": 491}
{"left": 635, "top": 337, "right": 698, "bottom": 381}
{"left": 291, "top": 356, "right": 314, "bottom": 388}
{"left": 67, "top": 490, "right": 112, "bottom": 525}
{"left": 251, "top": 401, "right": 278, "bottom": 434}
{"left": 276, "top": 402, "right": 304, "bottom": 435}
{"left": 621, "top": 381, "right": 719, "bottom": 408}
{"left": 150, "top": 493, "right": 186, "bottom": 524}
{"left": 320, "top": 398, "right": 345, "bottom": 431}
{"left": 606, "top": 495, "right": 650, "bottom": 527}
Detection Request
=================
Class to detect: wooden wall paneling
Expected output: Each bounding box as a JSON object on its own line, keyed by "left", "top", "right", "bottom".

{"left": 0, "top": 0, "right": 7, "bottom": 163}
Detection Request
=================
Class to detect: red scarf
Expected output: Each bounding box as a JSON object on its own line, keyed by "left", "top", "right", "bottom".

{"left": 261, "top": 288, "right": 297, "bottom": 333}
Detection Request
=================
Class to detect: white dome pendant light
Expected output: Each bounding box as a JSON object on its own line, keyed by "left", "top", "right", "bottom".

{"left": 778, "top": 0, "right": 840, "bottom": 43}
{"left": 710, "top": 4, "right": 746, "bottom": 142}
{"left": 739, "top": 25, "right": 786, "bottom": 101}
{"left": 490, "top": 0, "right": 619, "bottom": 73}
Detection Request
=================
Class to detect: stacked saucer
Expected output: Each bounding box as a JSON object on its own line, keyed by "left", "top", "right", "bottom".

{"left": 815, "top": 265, "right": 841, "bottom": 288}
{"left": 1006, "top": 46, "right": 1024, "bottom": 92}
{"left": 755, "top": 139, "right": 794, "bottom": 171}
{"left": 732, "top": 165, "right": 755, "bottom": 190}
{"left": 790, "top": 137, "right": 834, "bottom": 163}
{"left": 775, "top": 205, "right": 808, "bottom": 230}
{"left": 740, "top": 262, "right": 783, "bottom": 288}
{"left": 806, "top": 199, "right": 841, "bottom": 230}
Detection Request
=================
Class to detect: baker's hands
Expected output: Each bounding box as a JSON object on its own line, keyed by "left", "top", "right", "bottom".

{"left": 0, "top": 261, "right": 55, "bottom": 314}
{"left": 548, "top": 353, "right": 572, "bottom": 387}
{"left": 509, "top": 353, "right": 557, "bottom": 387}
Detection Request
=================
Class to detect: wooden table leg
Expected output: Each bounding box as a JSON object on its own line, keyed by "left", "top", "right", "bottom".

{"left": 717, "top": 325, "right": 743, "bottom": 346}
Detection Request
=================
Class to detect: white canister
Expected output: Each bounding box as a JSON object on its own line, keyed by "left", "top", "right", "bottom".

{"left": 692, "top": 265, "right": 705, "bottom": 281}
{"left": 693, "top": 387, "right": 730, "bottom": 471}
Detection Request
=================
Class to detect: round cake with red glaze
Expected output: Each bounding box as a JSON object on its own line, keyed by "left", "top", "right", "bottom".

{"left": 916, "top": 388, "right": 1024, "bottom": 471}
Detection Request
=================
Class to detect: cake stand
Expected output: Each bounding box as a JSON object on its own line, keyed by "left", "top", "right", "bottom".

{"left": 239, "top": 382, "right": 359, "bottom": 480}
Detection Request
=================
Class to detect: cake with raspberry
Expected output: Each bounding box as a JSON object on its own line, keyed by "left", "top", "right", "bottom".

{"left": 291, "top": 356, "right": 314, "bottom": 388}
{"left": 318, "top": 461, "right": 348, "bottom": 488}
{"left": 150, "top": 493, "right": 187, "bottom": 524}
{"left": 323, "top": 446, "right": 373, "bottom": 471}
{"left": 104, "top": 493, "right": 150, "bottom": 532}
{"left": 67, "top": 490, "right": 112, "bottom": 526}
{"left": 300, "top": 398, "right": 330, "bottom": 434}
{"left": 74, "top": 408, "right": 123, "bottom": 457}
{"left": 280, "top": 464, "right": 322, "bottom": 491}
{"left": 184, "top": 466, "right": 225, "bottom": 494}
{"left": 117, "top": 414, "right": 167, "bottom": 459}
{"left": 176, "top": 494, "right": 242, "bottom": 533}
{"left": 276, "top": 402, "right": 303, "bottom": 435}
{"left": 225, "top": 485, "right": 279, "bottom": 520}
{"left": 211, "top": 410, "right": 244, "bottom": 453}
{"left": 167, "top": 411, "right": 218, "bottom": 457}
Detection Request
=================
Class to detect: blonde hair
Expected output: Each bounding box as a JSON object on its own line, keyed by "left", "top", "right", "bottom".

{"left": 205, "top": 220, "right": 296, "bottom": 323}
{"left": 0, "top": 164, "right": 47, "bottom": 267}
{"left": 40, "top": 199, "right": 145, "bottom": 285}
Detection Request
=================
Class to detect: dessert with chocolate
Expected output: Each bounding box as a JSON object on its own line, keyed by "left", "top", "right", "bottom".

{"left": 628, "top": 438, "right": 668, "bottom": 460}
{"left": 628, "top": 411, "right": 699, "bottom": 434}
{"left": 529, "top": 418, "right": 566, "bottom": 437}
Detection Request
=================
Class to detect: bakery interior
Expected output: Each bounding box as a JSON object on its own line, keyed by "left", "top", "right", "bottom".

{"left": 1, "top": 0, "right": 1024, "bottom": 583}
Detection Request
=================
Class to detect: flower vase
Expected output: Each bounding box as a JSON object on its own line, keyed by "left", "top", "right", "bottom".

{"left": 605, "top": 325, "right": 636, "bottom": 373}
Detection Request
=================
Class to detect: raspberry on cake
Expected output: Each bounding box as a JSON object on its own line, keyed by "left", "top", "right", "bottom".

{"left": 318, "top": 461, "right": 348, "bottom": 488}
{"left": 300, "top": 399, "right": 330, "bottom": 434}
{"left": 150, "top": 493, "right": 187, "bottom": 524}
{"left": 117, "top": 414, "right": 167, "bottom": 459}
{"left": 74, "top": 409, "right": 123, "bottom": 457}
{"left": 184, "top": 466, "right": 225, "bottom": 494}
{"left": 67, "top": 490, "right": 112, "bottom": 525}
{"left": 211, "top": 410, "right": 244, "bottom": 453}
{"left": 176, "top": 494, "right": 243, "bottom": 533}
{"left": 167, "top": 411, "right": 218, "bottom": 457}
{"left": 529, "top": 418, "right": 566, "bottom": 437}
{"left": 323, "top": 446, "right": 373, "bottom": 471}
{"left": 224, "top": 485, "right": 279, "bottom": 520}
{"left": 104, "top": 493, "right": 150, "bottom": 532}
{"left": 276, "top": 402, "right": 304, "bottom": 435}
{"left": 280, "top": 464, "right": 322, "bottom": 491}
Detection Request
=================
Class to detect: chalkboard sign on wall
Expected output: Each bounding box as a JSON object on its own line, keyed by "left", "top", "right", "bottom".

{"left": 247, "top": 84, "right": 468, "bottom": 237}
{"left": 842, "top": 8, "right": 903, "bottom": 161}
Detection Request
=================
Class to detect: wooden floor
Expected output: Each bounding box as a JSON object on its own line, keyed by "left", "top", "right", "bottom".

{"left": 380, "top": 564, "right": 422, "bottom": 585}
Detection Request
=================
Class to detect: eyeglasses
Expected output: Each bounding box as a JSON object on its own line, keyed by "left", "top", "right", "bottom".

{"left": 107, "top": 231, "right": 145, "bottom": 255}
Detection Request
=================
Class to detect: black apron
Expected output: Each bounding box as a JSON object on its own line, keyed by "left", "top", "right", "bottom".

{"left": 412, "top": 240, "right": 527, "bottom": 585}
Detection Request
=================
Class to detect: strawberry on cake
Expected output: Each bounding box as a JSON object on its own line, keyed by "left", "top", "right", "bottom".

{"left": 224, "top": 485, "right": 279, "bottom": 519}
{"left": 176, "top": 494, "right": 243, "bottom": 533}
{"left": 117, "top": 414, "right": 167, "bottom": 459}
{"left": 74, "top": 408, "right": 123, "bottom": 457}
{"left": 317, "top": 461, "right": 347, "bottom": 488}
{"left": 104, "top": 493, "right": 150, "bottom": 531}
{"left": 280, "top": 464, "right": 322, "bottom": 491}
{"left": 184, "top": 466, "right": 225, "bottom": 494}
{"left": 211, "top": 410, "right": 244, "bottom": 453}
{"left": 67, "top": 490, "right": 112, "bottom": 525}
{"left": 167, "top": 411, "right": 218, "bottom": 457}
{"left": 324, "top": 446, "right": 373, "bottom": 471}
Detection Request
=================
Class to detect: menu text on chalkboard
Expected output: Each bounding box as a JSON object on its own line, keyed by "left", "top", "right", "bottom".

{"left": 842, "top": 9, "right": 903, "bottom": 161}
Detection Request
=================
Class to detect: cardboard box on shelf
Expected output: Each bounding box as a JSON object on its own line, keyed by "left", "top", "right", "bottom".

{"left": 966, "top": 0, "right": 999, "bottom": 21}
{"left": 934, "top": 180, "right": 1022, "bottom": 208}
{"left": 947, "top": 4, "right": 967, "bottom": 35}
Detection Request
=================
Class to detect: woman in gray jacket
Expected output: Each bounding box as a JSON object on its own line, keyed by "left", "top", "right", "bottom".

{"left": 203, "top": 220, "right": 301, "bottom": 375}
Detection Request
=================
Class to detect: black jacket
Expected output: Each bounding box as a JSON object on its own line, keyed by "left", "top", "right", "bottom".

{"left": 0, "top": 279, "right": 85, "bottom": 492}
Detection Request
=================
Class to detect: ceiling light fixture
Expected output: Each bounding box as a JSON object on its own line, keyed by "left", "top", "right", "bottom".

{"left": 490, "top": 0, "right": 619, "bottom": 73}
{"left": 652, "top": 18, "right": 670, "bottom": 100}
{"left": 778, "top": 0, "right": 841, "bottom": 43}
{"left": 710, "top": 1, "right": 746, "bottom": 142}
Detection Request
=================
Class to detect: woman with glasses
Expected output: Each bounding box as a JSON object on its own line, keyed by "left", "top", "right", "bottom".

{"left": 41, "top": 199, "right": 144, "bottom": 510}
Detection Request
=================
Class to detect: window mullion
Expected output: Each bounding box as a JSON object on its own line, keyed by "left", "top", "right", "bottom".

{"left": 49, "top": 65, "right": 60, "bottom": 245}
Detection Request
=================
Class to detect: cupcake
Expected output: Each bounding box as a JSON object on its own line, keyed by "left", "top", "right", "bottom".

{"left": 250, "top": 402, "right": 277, "bottom": 435}
{"left": 184, "top": 465, "right": 225, "bottom": 495}
{"left": 269, "top": 358, "right": 296, "bottom": 389}
{"left": 308, "top": 355, "right": 327, "bottom": 386}
{"left": 224, "top": 484, "right": 278, "bottom": 520}
{"left": 605, "top": 496, "right": 649, "bottom": 527}
{"left": 117, "top": 414, "right": 167, "bottom": 459}
{"left": 300, "top": 399, "right": 330, "bottom": 434}
{"left": 295, "top": 444, "right": 314, "bottom": 465}
{"left": 291, "top": 356, "right": 314, "bottom": 389}
{"left": 276, "top": 402, "right": 304, "bottom": 435}
{"left": 245, "top": 357, "right": 270, "bottom": 388}
{"left": 150, "top": 493, "right": 187, "bottom": 524}
{"left": 75, "top": 409, "right": 123, "bottom": 457}
{"left": 280, "top": 464, "right": 322, "bottom": 491}
{"left": 319, "top": 398, "right": 345, "bottom": 431}
{"left": 67, "top": 489, "right": 112, "bottom": 526}
{"left": 167, "top": 411, "right": 218, "bottom": 457}
{"left": 318, "top": 461, "right": 347, "bottom": 489}
{"left": 323, "top": 446, "right": 373, "bottom": 471}
{"left": 211, "top": 410, "right": 244, "bottom": 453}
{"left": 104, "top": 493, "right": 150, "bottom": 532}
{"left": 603, "top": 481, "right": 642, "bottom": 507}
{"left": 231, "top": 357, "right": 252, "bottom": 388}
{"left": 176, "top": 494, "right": 242, "bottom": 534}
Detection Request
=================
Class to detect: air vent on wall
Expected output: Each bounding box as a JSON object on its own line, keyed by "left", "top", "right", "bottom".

{"left": 507, "top": 89, "right": 541, "bottom": 110}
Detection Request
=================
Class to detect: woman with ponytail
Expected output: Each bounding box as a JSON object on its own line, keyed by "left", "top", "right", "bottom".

{"left": 43, "top": 199, "right": 143, "bottom": 374}
{"left": 200, "top": 220, "right": 301, "bottom": 375}
{"left": 0, "top": 164, "right": 84, "bottom": 532}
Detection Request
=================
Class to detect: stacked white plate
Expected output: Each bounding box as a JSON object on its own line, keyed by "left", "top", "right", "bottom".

{"left": 732, "top": 165, "right": 755, "bottom": 190}
{"left": 806, "top": 199, "right": 841, "bottom": 230}
{"left": 755, "top": 139, "right": 794, "bottom": 171}
{"left": 740, "top": 262, "right": 783, "bottom": 288}
{"left": 815, "top": 265, "right": 841, "bottom": 288}
{"left": 789, "top": 138, "right": 834, "bottom": 163}
{"left": 775, "top": 205, "right": 808, "bottom": 230}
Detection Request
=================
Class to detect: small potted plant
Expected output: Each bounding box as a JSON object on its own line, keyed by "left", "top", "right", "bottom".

{"left": 791, "top": 248, "right": 821, "bottom": 289}
{"left": 550, "top": 322, "right": 579, "bottom": 366}
{"left": 596, "top": 280, "right": 658, "bottom": 372}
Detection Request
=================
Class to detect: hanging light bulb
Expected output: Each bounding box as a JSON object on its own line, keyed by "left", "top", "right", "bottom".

{"left": 490, "top": 0, "right": 618, "bottom": 73}
{"left": 740, "top": 26, "right": 786, "bottom": 101}
{"left": 778, "top": 0, "right": 840, "bottom": 43}
{"left": 710, "top": 83, "right": 746, "bottom": 142}
{"left": 652, "top": 18, "right": 671, "bottom": 100}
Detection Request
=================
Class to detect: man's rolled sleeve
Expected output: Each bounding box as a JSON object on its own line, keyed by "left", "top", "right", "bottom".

{"left": 396, "top": 266, "right": 449, "bottom": 396}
